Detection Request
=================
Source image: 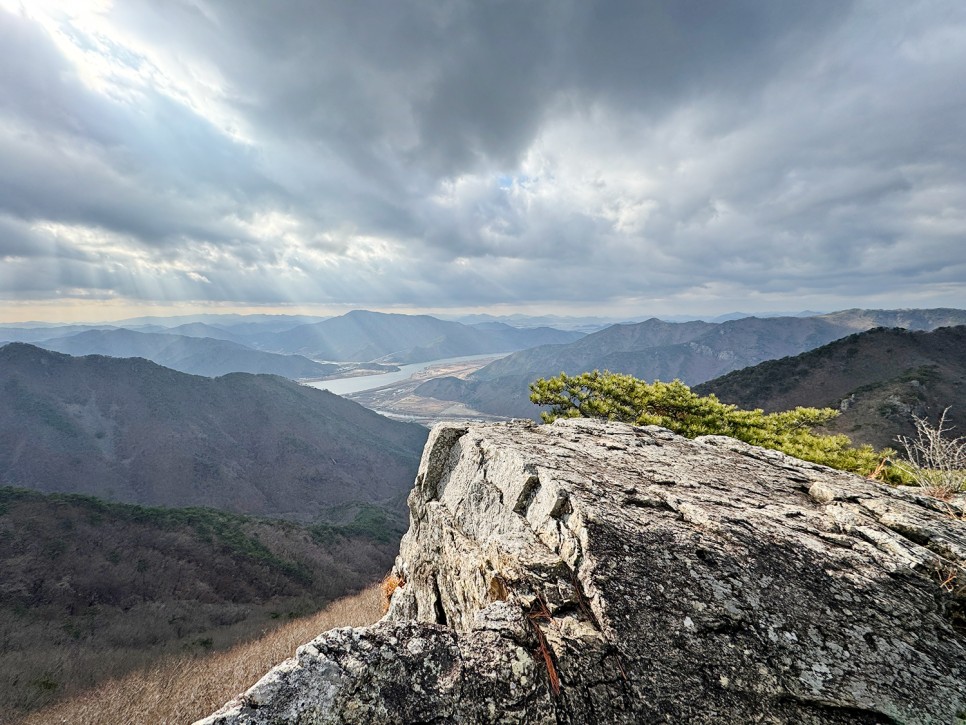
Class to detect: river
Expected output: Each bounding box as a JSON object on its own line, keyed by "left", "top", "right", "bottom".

{"left": 303, "top": 352, "right": 508, "bottom": 396}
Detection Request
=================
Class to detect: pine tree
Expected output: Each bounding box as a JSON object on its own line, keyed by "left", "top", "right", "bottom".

{"left": 529, "top": 371, "right": 898, "bottom": 481}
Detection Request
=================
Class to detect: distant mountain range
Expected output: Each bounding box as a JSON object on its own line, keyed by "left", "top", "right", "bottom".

{"left": 1, "top": 311, "right": 586, "bottom": 374}
{"left": 128, "top": 321, "right": 254, "bottom": 343}
{"left": 413, "top": 308, "right": 966, "bottom": 419}
{"left": 105, "top": 312, "right": 330, "bottom": 330}
{"left": 36, "top": 328, "right": 339, "bottom": 379}
{"left": 620, "top": 310, "right": 828, "bottom": 324}
{"left": 0, "top": 343, "right": 427, "bottom": 520}
{"left": 0, "top": 324, "right": 117, "bottom": 343}
{"left": 254, "top": 310, "right": 585, "bottom": 362}
{"left": 441, "top": 309, "right": 826, "bottom": 329}
{"left": 445, "top": 313, "right": 624, "bottom": 333}
{"left": 695, "top": 325, "right": 966, "bottom": 450}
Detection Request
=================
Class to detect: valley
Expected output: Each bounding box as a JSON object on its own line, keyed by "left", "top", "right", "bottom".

{"left": 2, "top": 307, "right": 965, "bottom": 721}
{"left": 344, "top": 355, "right": 510, "bottom": 425}
{"left": 381, "top": 309, "right": 966, "bottom": 423}
{"left": 306, "top": 352, "right": 507, "bottom": 398}
{"left": 0, "top": 488, "right": 398, "bottom": 720}
{"left": 5, "top": 7, "right": 964, "bottom": 719}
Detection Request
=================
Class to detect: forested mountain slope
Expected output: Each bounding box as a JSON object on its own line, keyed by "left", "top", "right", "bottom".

{"left": 696, "top": 326, "right": 966, "bottom": 449}
{"left": 0, "top": 344, "right": 427, "bottom": 520}
{"left": 0, "top": 487, "right": 398, "bottom": 717}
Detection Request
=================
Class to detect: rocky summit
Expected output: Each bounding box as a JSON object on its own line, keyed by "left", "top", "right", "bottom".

{"left": 201, "top": 419, "right": 966, "bottom": 724}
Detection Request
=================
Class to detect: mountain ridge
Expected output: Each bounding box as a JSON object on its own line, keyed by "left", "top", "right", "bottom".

{"left": 36, "top": 328, "right": 339, "bottom": 379}
{"left": 0, "top": 343, "right": 427, "bottom": 521}
{"left": 695, "top": 325, "right": 966, "bottom": 449}
{"left": 257, "top": 310, "right": 585, "bottom": 362}
{"left": 414, "top": 308, "right": 966, "bottom": 420}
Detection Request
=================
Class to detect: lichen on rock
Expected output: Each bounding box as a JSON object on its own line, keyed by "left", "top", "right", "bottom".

{"left": 200, "top": 419, "right": 966, "bottom": 724}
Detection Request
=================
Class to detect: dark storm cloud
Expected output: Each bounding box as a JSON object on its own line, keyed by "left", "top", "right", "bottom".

{"left": 116, "top": 0, "right": 850, "bottom": 179}
{"left": 0, "top": 1, "right": 964, "bottom": 313}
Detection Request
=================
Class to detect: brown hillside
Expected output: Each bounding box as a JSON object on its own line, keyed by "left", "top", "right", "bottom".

{"left": 18, "top": 584, "right": 384, "bottom": 725}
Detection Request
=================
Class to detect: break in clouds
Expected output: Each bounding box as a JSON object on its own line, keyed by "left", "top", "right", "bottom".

{"left": 0, "top": 0, "right": 964, "bottom": 315}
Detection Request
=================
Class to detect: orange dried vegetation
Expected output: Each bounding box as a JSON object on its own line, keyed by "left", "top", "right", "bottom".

{"left": 381, "top": 572, "right": 405, "bottom": 612}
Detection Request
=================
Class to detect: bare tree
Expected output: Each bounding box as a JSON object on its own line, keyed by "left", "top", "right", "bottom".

{"left": 896, "top": 407, "right": 966, "bottom": 499}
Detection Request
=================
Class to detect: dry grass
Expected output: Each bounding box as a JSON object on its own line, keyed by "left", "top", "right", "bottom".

{"left": 896, "top": 407, "right": 966, "bottom": 498}
{"left": 380, "top": 572, "right": 404, "bottom": 612}
{"left": 17, "top": 584, "right": 383, "bottom": 725}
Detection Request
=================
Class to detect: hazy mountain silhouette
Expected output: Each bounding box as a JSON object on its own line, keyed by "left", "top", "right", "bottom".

{"left": 37, "top": 328, "right": 338, "bottom": 379}
{"left": 0, "top": 324, "right": 116, "bottom": 343}
{"left": 257, "top": 310, "right": 584, "bottom": 362}
{"left": 128, "top": 321, "right": 249, "bottom": 343}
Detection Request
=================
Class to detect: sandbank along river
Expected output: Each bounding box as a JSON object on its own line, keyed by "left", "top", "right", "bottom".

{"left": 303, "top": 352, "right": 508, "bottom": 396}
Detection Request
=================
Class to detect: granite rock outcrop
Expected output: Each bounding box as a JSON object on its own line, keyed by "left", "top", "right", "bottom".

{"left": 201, "top": 419, "right": 966, "bottom": 724}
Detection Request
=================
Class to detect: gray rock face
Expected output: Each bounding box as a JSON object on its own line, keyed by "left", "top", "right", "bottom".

{"left": 200, "top": 419, "right": 966, "bottom": 724}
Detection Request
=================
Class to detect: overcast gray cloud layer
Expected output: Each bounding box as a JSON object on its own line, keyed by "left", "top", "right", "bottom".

{"left": 0, "top": 0, "right": 964, "bottom": 316}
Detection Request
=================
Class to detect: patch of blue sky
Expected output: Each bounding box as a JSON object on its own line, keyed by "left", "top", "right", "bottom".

{"left": 497, "top": 174, "right": 533, "bottom": 191}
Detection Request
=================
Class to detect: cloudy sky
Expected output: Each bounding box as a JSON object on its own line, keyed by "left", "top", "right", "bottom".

{"left": 0, "top": 0, "right": 964, "bottom": 322}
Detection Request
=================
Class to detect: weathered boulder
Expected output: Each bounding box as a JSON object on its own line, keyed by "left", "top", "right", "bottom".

{"left": 200, "top": 419, "right": 966, "bottom": 724}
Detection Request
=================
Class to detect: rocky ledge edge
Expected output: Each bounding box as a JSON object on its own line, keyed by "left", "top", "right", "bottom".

{"left": 199, "top": 418, "right": 966, "bottom": 724}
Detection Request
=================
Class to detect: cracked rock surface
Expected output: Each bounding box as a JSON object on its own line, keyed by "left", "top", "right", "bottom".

{"left": 200, "top": 419, "right": 966, "bottom": 724}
